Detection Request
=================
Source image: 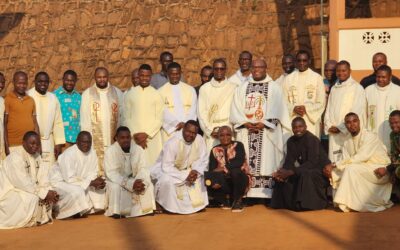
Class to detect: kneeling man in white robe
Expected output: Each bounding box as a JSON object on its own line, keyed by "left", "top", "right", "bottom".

{"left": 323, "top": 112, "right": 393, "bottom": 212}
{"left": 51, "top": 131, "right": 106, "bottom": 219}
{"left": 152, "top": 120, "right": 209, "bottom": 214}
{"left": 104, "top": 126, "right": 155, "bottom": 218}
{"left": 0, "top": 131, "right": 59, "bottom": 229}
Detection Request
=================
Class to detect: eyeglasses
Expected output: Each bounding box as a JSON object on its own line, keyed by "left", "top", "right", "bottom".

{"left": 213, "top": 67, "right": 226, "bottom": 71}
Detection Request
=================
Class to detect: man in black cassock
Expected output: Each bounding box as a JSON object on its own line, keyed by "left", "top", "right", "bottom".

{"left": 270, "top": 117, "right": 331, "bottom": 211}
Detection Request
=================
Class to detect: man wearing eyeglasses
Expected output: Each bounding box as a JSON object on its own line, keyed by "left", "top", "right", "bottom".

{"left": 198, "top": 58, "right": 236, "bottom": 152}
{"left": 282, "top": 50, "right": 326, "bottom": 138}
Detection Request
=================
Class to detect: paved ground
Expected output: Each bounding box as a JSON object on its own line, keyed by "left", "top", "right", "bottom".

{"left": 0, "top": 205, "right": 399, "bottom": 250}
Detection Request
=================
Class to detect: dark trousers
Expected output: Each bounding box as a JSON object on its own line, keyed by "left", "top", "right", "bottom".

{"left": 207, "top": 168, "right": 249, "bottom": 203}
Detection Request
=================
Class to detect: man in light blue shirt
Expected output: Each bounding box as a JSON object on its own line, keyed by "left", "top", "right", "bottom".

{"left": 54, "top": 70, "right": 81, "bottom": 145}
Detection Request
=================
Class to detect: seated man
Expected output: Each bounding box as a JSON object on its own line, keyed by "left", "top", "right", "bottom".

{"left": 0, "top": 131, "right": 59, "bottom": 229}
{"left": 206, "top": 126, "right": 249, "bottom": 212}
{"left": 151, "top": 120, "right": 208, "bottom": 214}
{"left": 51, "top": 131, "right": 106, "bottom": 219}
{"left": 374, "top": 110, "right": 400, "bottom": 199}
{"left": 104, "top": 126, "right": 155, "bottom": 218}
{"left": 324, "top": 112, "right": 393, "bottom": 212}
{"left": 271, "top": 117, "right": 330, "bottom": 211}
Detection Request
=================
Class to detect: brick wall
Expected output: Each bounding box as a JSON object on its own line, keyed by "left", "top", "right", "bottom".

{"left": 0, "top": 0, "right": 328, "bottom": 92}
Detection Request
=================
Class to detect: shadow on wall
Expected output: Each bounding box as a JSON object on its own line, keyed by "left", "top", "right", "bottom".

{"left": 0, "top": 12, "right": 25, "bottom": 40}
{"left": 274, "top": 0, "right": 328, "bottom": 71}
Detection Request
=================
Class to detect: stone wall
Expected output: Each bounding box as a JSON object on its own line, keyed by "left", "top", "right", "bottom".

{"left": 0, "top": 0, "right": 328, "bottom": 92}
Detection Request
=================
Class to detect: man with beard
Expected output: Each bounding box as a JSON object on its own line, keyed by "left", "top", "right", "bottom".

{"left": 271, "top": 117, "right": 330, "bottom": 211}
{"left": 152, "top": 120, "right": 208, "bottom": 214}
{"left": 230, "top": 58, "right": 291, "bottom": 198}
{"left": 81, "top": 67, "right": 123, "bottom": 175}
{"left": 104, "top": 126, "right": 155, "bottom": 218}
{"left": 324, "top": 113, "right": 393, "bottom": 212}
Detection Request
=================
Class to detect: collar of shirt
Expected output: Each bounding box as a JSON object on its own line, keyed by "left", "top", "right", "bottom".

{"left": 56, "top": 86, "right": 78, "bottom": 95}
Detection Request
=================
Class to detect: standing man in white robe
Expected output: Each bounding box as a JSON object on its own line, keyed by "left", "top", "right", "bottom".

{"left": 275, "top": 54, "right": 296, "bottom": 86}
{"left": 230, "top": 58, "right": 291, "bottom": 198}
{"left": 323, "top": 113, "right": 393, "bottom": 212}
{"left": 123, "top": 64, "right": 164, "bottom": 167}
{"left": 324, "top": 61, "right": 366, "bottom": 162}
{"left": 283, "top": 50, "right": 326, "bottom": 137}
{"left": 152, "top": 120, "right": 208, "bottom": 214}
{"left": 159, "top": 62, "right": 197, "bottom": 143}
{"left": 198, "top": 58, "right": 237, "bottom": 151}
{"left": 51, "top": 131, "right": 106, "bottom": 219}
{"left": 28, "top": 72, "right": 65, "bottom": 167}
{"left": 0, "top": 131, "right": 59, "bottom": 229}
{"left": 81, "top": 67, "right": 123, "bottom": 175}
{"left": 366, "top": 65, "right": 400, "bottom": 151}
{"left": 228, "top": 51, "right": 252, "bottom": 87}
{"left": 0, "top": 72, "right": 5, "bottom": 161}
{"left": 104, "top": 126, "right": 155, "bottom": 218}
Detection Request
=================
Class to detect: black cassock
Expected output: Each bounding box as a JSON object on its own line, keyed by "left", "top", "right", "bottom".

{"left": 271, "top": 131, "right": 330, "bottom": 211}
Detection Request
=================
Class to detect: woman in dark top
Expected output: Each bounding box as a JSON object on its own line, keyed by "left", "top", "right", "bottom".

{"left": 206, "top": 126, "right": 250, "bottom": 212}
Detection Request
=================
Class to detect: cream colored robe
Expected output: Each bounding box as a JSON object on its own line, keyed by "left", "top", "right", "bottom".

{"left": 158, "top": 81, "right": 197, "bottom": 143}
{"left": 122, "top": 85, "right": 164, "bottom": 167}
{"left": 104, "top": 141, "right": 155, "bottom": 217}
{"left": 230, "top": 75, "right": 292, "bottom": 198}
{"left": 50, "top": 145, "right": 106, "bottom": 219}
{"left": 0, "top": 97, "right": 4, "bottom": 162}
{"left": 151, "top": 133, "right": 208, "bottom": 214}
{"left": 0, "top": 147, "right": 52, "bottom": 229}
{"left": 324, "top": 77, "right": 366, "bottom": 162}
{"left": 283, "top": 68, "right": 326, "bottom": 137}
{"left": 274, "top": 72, "right": 288, "bottom": 86}
{"left": 28, "top": 89, "right": 66, "bottom": 167}
{"left": 198, "top": 78, "right": 236, "bottom": 151}
{"left": 228, "top": 69, "right": 252, "bottom": 87}
{"left": 80, "top": 83, "right": 123, "bottom": 175}
{"left": 365, "top": 82, "right": 400, "bottom": 151}
{"left": 332, "top": 130, "right": 392, "bottom": 212}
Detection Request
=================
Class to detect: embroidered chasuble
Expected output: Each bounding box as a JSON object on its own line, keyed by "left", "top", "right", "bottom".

{"left": 28, "top": 89, "right": 66, "bottom": 166}
{"left": 198, "top": 78, "right": 236, "bottom": 152}
{"left": 231, "top": 75, "right": 291, "bottom": 198}
{"left": 283, "top": 68, "right": 326, "bottom": 137}
{"left": 366, "top": 83, "right": 400, "bottom": 151}
{"left": 81, "top": 83, "right": 122, "bottom": 175}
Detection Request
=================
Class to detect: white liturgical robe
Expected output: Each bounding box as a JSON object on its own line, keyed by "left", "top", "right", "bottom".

{"left": 324, "top": 77, "right": 366, "bottom": 162}
{"left": 50, "top": 145, "right": 106, "bottom": 219}
{"left": 365, "top": 82, "right": 400, "bottom": 151}
{"left": 228, "top": 69, "right": 252, "bottom": 87}
{"left": 198, "top": 77, "right": 236, "bottom": 151}
{"left": 81, "top": 83, "right": 123, "bottom": 175}
{"left": 0, "top": 96, "right": 4, "bottom": 162}
{"left": 104, "top": 141, "right": 155, "bottom": 217}
{"left": 151, "top": 133, "right": 209, "bottom": 214}
{"left": 230, "top": 75, "right": 291, "bottom": 198}
{"left": 158, "top": 81, "right": 197, "bottom": 142}
{"left": 28, "top": 89, "right": 65, "bottom": 166}
{"left": 283, "top": 68, "right": 326, "bottom": 137}
{"left": 331, "top": 130, "right": 393, "bottom": 212}
{"left": 123, "top": 85, "right": 164, "bottom": 167}
{"left": 0, "top": 147, "right": 52, "bottom": 229}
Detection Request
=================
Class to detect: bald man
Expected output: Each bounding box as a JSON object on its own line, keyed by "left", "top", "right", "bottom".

{"left": 360, "top": 52, "right": 400, "bottom": 89}
{"left": 231, "top": 58, "right": 291, "bottom": 198}
{"left": 81, "top": 67, "right": 123, "bottom": 175}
